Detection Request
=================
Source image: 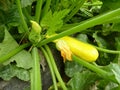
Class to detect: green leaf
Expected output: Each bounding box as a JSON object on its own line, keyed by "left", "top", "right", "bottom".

{"left": 0, "top": 29, "right": 18, "bottom": 57}
{"left": 5, "top": 5, "right": 20, "bottom": 26}
{"left": 65, "top": 61, "right": 84, "bottom": 77}
{"left": 93, "top": 32, "right": 107, "bottom": 48}
{"left": 0, "top": 0, "right": 21, "bottom": 26}
{"left": 21, "top": 0, "right": 35, "bottom": 8}
{"left": 102, "top": 63, "right": 120, "bottom": 84}
{"left": 50, "top": 0, "right": 71, "bottom": 11}
{"left": 41, "top": 9, "right": 70, "bottom": 35}
{"left": 0, "top": 28, "right": 32, "bottom": 69}
{"left": 101, "top": 0, "right": 120, "bottom": 12}
{"left": 97, "top": 80, "right": 119, "bottom": 90}
{"left": 110, "top": 63, "right": 120, "bottom": 84}
{"left": 76, "top": 33, "right": 89, "bottom": 43}
{"left": 67, "top": 71, "right": 99, "bottom": 90}
{"left": 93, "top": 32, "right": 111, "bottom": 65}
{"left": 102, "top": 23, "right": 120, "bottom": 33}
{"left": 111, "top": 23, "right": 120, "bottom": 32}
{"left": 97, "top": 63, "right": 120, "bottom": 90}
{"left": 0, "top": 64, "right": 30, "bottom": 81}
{"left": 5, "top": 50, "right": 33, "bottom": 69}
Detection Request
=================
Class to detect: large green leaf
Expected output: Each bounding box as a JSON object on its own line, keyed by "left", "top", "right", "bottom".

{"left": 101, "top": 63, "right": 120, "bottom": 84}
{"left": 0, "top": 64, "right": 30, "bottom": 81}
{"left": 7, "top": 50, "right": 33, "bottom": 69}
{"left": 0, "top": 29, "right": 18, "bottom": 57}
{"left": 97, "top": 63, "right": 120, "bottom": 89}
{"left": 67, "top": 71, "right": 99, "bottom": 90}
{"left": 0, "top": 29, "right": 32, "bottom": 69}
{"left": 110, "top": 63, "right": 120, "bottom": 84}
{"left": 65, "top": 61, "right": 84, "bottom": 77}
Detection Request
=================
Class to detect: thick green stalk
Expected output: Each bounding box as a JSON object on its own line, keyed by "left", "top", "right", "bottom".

{"left": 23, "top": 8, "right": 33, "bottom": 20}
{"left": 31, "top": 47, "right": 42, "bottom": 90}
{"left": 37, "top": 8, "right": 120, "bottom": 46}
{"left": 30, "top": 70, "right": 34, "bottom": 90}
{"left": 95, "top": 46, "right": 120, "bottom": 54}
{"left": 44, "top": 45, "right": 67, "bottom": 90}
{"left": 40, "top": 47, "right": 58, "bottom": 90}
{"left": 41, "top": 0, "right": 51, "bottom": 18}
{"left": 16, "top": 0, "right": 29, "bottom": 33}
{"left": 35, "top": 0, "right": 43, "bottom": 23}
{"left": 0, "top": 43, "right": 31, "bottom": 63}
{"left": 72, "top": 55, "right": 118, "bottom": 83}
{"left": 84, "top": 3, "right": 102, "bottom": 6}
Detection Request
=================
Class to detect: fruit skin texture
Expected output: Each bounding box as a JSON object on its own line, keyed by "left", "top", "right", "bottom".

{"left": 60, "top": 36, "right": 99, "bottom": 62}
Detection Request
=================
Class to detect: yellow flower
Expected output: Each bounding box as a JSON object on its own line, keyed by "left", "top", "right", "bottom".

{"left": 56, "top": 39, "right": 72, "bottom": 62}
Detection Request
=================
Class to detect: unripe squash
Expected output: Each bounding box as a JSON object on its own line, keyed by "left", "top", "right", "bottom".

{"left": 29, "top": 20, "right": 41, "bottom": 44}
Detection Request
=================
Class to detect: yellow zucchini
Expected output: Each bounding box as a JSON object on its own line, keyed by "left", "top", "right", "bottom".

{"left": 59, "top": 36, "right": 99, "bottom": 62}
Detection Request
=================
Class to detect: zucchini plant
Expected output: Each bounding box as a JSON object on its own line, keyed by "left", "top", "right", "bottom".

{"left": 0, "top": 0, "right": 120, "bottom": 90}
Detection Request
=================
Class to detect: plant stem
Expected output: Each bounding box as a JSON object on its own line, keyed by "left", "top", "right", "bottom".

{"left": 23, "top": 8, "right": 33, "bottom": 20}
{"left": 40, "top": 47, "right": 58, "bottom": 90}
{"left": 31, "top": 47, "right": 42, "bottom": 90}
{"left": 0, "top": 43, "right": 31, "bottom": 63}
{"left": 72, "top": 55, "right": 118, "bottom": 83}
{"left": 41, "top": 0, "right": 51, "bottom": 18}
{"left": 35, "top": 0, "right": 43, "bottom": 23}
{"left": 83, "top": 2, "right": 103, "bottom": 6}
{"left": 44, "top": 45, "right": 67, "bottom": 90}
{"left": 16, "top": 0, "right": 29, "bottom": 33}
{"left": 37, "top": 8, "right": 120, "bottom": 46}
{"left": 65, "top": 0, "right": 86, "bottom": 22}
{"left": 30, "top": 70, "right": 34, "bottom": 90}
{"left": 95, "top": 46, "right": 120, "bottom": 54}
